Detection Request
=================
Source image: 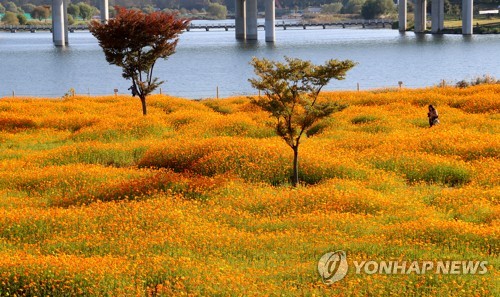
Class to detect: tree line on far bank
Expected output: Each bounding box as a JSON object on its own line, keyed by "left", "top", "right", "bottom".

{"left": 3, "top": 0, "right": 498, "bottom": 11}
{"left": 0, "top": 0, "right": 398, "bottom": 26}
{"left": 0, "top": 1, "right": 228, "bottom": 25}
{"left": 0, "top": 1, "right": 100, "bottom": 25}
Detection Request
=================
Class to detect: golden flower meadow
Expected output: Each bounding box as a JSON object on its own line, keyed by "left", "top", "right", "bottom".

{"left": 0, "top": 85, "right": 498, "bottom": 296}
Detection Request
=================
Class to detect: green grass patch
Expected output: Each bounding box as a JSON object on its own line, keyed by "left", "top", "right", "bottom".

{"left": 351, "top": 115, "right": 378, "bottom": 125}
{"left": 40, "top": 143, "right": 148, "bottom": 167}
{"left": 202, "top": 100, "right": 233, "bottom": 114}
{"left": 372, "top": 157, "right": 471, "bottom": 186}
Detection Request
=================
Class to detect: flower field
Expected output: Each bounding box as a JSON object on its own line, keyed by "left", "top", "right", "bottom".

{"left": 0, "top": 85, "right": 498, "bottom": 296}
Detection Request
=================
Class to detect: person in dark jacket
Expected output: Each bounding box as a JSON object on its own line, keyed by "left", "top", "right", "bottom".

{"left": 427, "top": 105, "right": 439, "bottom": 127}
{"left": 128, "top": 84, "right": 138, "bottom": 97}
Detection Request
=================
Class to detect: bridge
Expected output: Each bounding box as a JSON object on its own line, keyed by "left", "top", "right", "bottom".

{"left": 0, "top": 19, "right": 392, "bottom": 33}
{"left": 13, "top": 0, "right": 477, "bottom": 46}
{"left": 398, "top": 0, "right": 474, "bottom": 34}
{"left": 235, "top": 0, "right": 476, "bottom": 40}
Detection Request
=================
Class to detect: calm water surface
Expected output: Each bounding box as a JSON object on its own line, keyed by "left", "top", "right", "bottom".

{"left": 1, "top": 28, "right": 499, "bottom": 98}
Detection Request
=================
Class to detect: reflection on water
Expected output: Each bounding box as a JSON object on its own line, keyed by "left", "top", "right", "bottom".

{"left": 1, "top": 29, "right": 499, "bottom": 98}
{"left": 236, "top": 39, "right": 261, "bottom": 51}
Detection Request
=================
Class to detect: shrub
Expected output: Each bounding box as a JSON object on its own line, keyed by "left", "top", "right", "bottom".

{"left": 456, "top": 75, "right": 499, "bottom": 88}
{"left": 1, "top": 11, "right": 19, "bottom": 25}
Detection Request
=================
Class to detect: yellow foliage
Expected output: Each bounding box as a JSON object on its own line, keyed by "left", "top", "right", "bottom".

{"left": 0, "top": 85, "right": 498, "bottom": 296}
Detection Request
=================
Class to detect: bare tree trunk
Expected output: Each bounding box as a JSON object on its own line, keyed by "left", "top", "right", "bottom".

{"left": 292, "top": 145, "right": 299, "bottom": 187}
{"left": 140, "top": 96, "right": 147, "bottom": 115}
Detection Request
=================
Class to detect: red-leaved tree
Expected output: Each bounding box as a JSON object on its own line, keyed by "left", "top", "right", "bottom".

{"left": 89, "top": 7, "right": 189, "bottom": 115}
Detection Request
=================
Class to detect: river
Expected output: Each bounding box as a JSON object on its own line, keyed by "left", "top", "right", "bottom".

{"left": 1, "top": 26, "right": 499, "bottom": 98}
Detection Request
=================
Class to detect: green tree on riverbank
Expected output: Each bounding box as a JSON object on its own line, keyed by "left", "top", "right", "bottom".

{"left": 249, "top": 57, "right": 355, "bottom": 187}
{"left": 207, "top": 2, "right": 227, "bottom": 19}
{"left": 361, "top": 0, "right": 395, "bottom": 19}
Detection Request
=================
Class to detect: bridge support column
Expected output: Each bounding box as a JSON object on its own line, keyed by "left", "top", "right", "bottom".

{"left": 431, "top": 0, "right": 444, "bottom": 33}
{"left": 462, "top": 0, "right": 473, "bottom": 35}
{"left": 235, "top": 0, "right": 246, "bottom": 40}
{"left": 398, "top": 0, "right": 407, "bottom": 32}
{"left": 246, "top": 0, "right": 257, "bottom": 40}
{"left": 265, "top": 0, "right": 275, "bottom": 42}
{"left": 100, "top": 0, "right": 109, "bottom": 23}
{"left": 414, "top": 0, "right": 427, "bottom": 33}
{"left": 52, "top": 0, "right": 66, "bottom": 46}
{"left": 63, "top": 0, "right": 68, "bottom": 44}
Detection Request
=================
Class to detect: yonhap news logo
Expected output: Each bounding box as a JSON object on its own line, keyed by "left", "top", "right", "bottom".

{"left": 318, "top": 250, "right": 489, "bottom": 285}
{"left": 352, "top": 260, "right": 489, "bottom": 275}
{"left": 317, "top": 250, "right": 348, "bottom": 284}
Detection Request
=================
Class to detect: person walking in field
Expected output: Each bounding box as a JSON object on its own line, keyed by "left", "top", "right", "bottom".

{"left": 128, "top": 84, "right": 138, "bottom": 97}
{"left": 428, "top": 105, "right": 439, "bottom": 127}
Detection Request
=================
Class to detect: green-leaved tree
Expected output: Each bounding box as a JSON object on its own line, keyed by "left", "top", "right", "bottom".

{"left": 17, "top": 13, "right": 27, "bottom": 25}
{"left": 67, "top": 3, "right": 81, "bottom": 19}
{"left": 207, "top": 2, "right": 227, "bottom": 19}
{"left": 322, "top": 3, "right": 343, "bottom": 14}
{"left": 361, "top": 0, "right": 395, "bottom": 19}
{"left": 78, "top": 2, "right": 96, "bottom": 20}
{"left": 89, "top": 7, "right": 189, "bottom": 115}
{"left": 249, "top": 57, "right": 356, "bottom": 187}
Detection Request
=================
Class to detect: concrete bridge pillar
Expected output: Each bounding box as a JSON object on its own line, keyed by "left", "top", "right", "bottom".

{"left": 52, "top": 0, "right": 66, "bottom": 46}
{"left": 246, "top": 0, "right": 258, "bottom": 40}
{"left": 414, "top": 0, "right": 427, "bottom": 33}
{"left": 63, "top": 0, "right": 68, "bottom": 44}
{"left": 51, "top": 0, "right": 107, "bottom": 45}
{"left": 398, "top": 0, "right": 407, "bottom": 32}
{"left": 100, "top": 0, "right": 109, "bottom": 23}
{"left": 235, "top": 0, "right": 246, "bottom": 39}
{"left": 235, "top": 0, "right": 275, "bottom": 41}
{"left": 265, "top": 0, "right": 275, "bottom": 42}
{"left": 431, "top": 0, "right": 444, "bottom": 33}
{"left": 462, "top": 0, "right": 473, "bottom": 35}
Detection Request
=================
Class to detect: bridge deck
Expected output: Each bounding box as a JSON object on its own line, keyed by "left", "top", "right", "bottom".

{"left": 1, "top": 19, "right": 393, "bottom": 33}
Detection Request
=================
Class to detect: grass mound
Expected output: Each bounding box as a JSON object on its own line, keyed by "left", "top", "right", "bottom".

{"left": 0, "top": 117, "right": 37, "bottom": 131}
{"left": 139, "top": 137, "right": 292, "bottom": 184}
